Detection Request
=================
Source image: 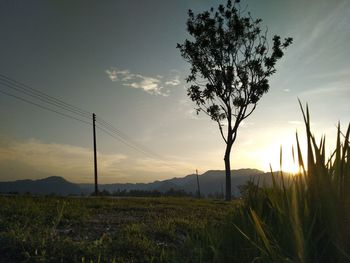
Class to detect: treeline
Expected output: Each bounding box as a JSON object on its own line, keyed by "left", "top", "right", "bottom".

{"left": 4, "top": 188, "right": 229, "bottom": 199}
{"left": 94, "top": 188, "right": 194, "bottom": 197}
{"left": 95, "top": 188, "right": 228, "bottom": 198}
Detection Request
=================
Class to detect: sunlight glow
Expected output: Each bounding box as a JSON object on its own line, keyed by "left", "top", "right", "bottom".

{"left": 251, "top": 132, "right": 307, "bottom": 174}
{"left": 281, "top": 158, "right": 300, "bottom": 174}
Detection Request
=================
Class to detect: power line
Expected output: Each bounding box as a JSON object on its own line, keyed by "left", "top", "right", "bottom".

{"left": 95, "top": 117, "right": 162, "bottom": 159}
{"left": 0, "top": 89, "right": 92, "bottom": 126}
{"left": 95, "top": 124, "right": 158, "bottom": 158}
{"left": 0, "top": 74, "right": 91, "bottom": 118}
{"left": 96, "top": 124, "right": 179, "bottom": 170}
{"left": 0, "top": 74, "right": 91, "bottom": 115}
{"left": 0, "top": 82, "right": 159, "bottom": 159}
{"left": 0, "top": 78, "right": 162, "bottom": 159}
{"left": 96, "top": 121, "right": 162, "bottom": 158}
{"left": 0, "top": 79, "right": 91, "bottom": 120}
{"left": 96, "top": 117, "right": 130, "bottom": 137}
{"left": 0, "top": 74, "right": 180, "bottom": 169}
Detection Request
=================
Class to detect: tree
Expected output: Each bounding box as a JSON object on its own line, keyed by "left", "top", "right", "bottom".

{"left": 177, "top": 0, "right": 292, "bottom": 200}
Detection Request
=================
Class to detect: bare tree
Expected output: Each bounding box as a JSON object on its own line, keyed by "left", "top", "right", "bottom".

{"left": 177, "top": 0, "right": 292, "bottom": 200}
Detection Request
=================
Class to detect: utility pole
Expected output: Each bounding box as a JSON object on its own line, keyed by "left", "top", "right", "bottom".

{"left": 196, "top": 169, "right": 201, "bottom": 198}
{"left": 93, "top": 113, "right": 98, "bottom": 195}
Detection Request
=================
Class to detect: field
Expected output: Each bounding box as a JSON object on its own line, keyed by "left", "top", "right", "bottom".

{"left": 1, "top": 106, "right": 349, "bottom": 263}
{"left": 0, "top": 196, "right": 234, "bottom": 263}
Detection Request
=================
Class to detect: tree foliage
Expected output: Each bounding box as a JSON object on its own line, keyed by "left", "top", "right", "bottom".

{"left": 177, "top": 0, "right": 292, "bottom": 200}
{"left": 177, "top": 0, "right": 292, "bottom": 142}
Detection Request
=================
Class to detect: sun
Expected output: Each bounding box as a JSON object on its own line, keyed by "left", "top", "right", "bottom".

{"left": 271, "top": 150, "right": 301, "bottom": 175}
{"left": 281, "top": 160, "right": 300, "bottom": 174}
{"left": 254, "top": 132, "right": 306, "bottom": 175}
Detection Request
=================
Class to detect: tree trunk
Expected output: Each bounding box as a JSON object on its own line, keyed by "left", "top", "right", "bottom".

{"left": 224, "top": 146, "right": 232, "bottom": 201}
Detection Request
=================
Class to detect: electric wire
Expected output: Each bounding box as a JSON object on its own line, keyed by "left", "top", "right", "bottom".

{"left": 96, "top": 124, "right": 179, "bottom": 169}
{"left": 95, "top": 124, "right": 159, "bottom": 158}
{"left": 0, "top": 74, "right": 91, "bottom": 117}
{"left": 0, "top": 74, "right": 91, "bottom": 116}
{"left": 96, "top": 118, "right": 153, "bottom": 151}
{"left": 0, "top": 81, "right": 160, "bottom": 159}
{"left": 96, "top": 124, "right": 161, "bottom": 159}
{"left": 0, "top": 79, "right": 91, "bottom": 120}
{"left": 0, "top": 89, "right": 92, "bottom": 126}
{"left": 95, "top": 117, "right": 162, "bottom": 159}
{"left": 0, "top": 74, "right": 180, "bottom": 169}
{"left": 0, "top": 76, "right": 163, "bottom": 159}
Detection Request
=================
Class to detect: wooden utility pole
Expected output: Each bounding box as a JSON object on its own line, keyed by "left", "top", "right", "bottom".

{"left": 196, "top": 169, "right": 201, "bottom": 198}
{"left": 93, "top": 113, "right": 98, "bottom": 195}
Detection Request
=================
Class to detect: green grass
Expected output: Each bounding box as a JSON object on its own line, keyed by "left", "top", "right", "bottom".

{"left": 0, "top": 196, "right": 234, "bottom": 262}
{"left": 182, "top": 102, "right": 350, "bottom": 263}
{"left": 1, "top": 102, "right": 349, "bottom": 262}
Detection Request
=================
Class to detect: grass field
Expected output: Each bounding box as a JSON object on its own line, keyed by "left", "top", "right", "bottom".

{"left": 1, "top": 105, "right": 349, "bottom": 263}
{"left": 0, "top": 196, "right": 235, "bottom": 262}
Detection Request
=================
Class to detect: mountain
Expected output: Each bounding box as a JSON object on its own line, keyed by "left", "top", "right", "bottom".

{"left": 79, "top": 168, "right": 266, "bottom": 197}
{"left": 0, "top": 176, "right": 85, "bottom": 195}
{"left": 0, "top": 169, "right": 274, "bottom": 197}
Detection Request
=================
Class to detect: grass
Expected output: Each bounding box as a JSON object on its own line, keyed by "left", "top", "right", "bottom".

{"left": 182, "top": 102, "right": 350, "bottom": 263}
{"left": 0, "top": 196, "right": 234, "bottom": 262}
{"left": 1, "top": 102, "right": 349, "bottom": 262}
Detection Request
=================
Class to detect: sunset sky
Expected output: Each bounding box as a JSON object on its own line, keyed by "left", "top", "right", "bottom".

{"left": 0, "top": 0, "right": 349, "bottom": 183}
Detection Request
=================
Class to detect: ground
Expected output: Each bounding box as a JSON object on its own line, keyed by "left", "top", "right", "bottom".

{"left": 0, "top": 195, "right": 235, "bottom": 263}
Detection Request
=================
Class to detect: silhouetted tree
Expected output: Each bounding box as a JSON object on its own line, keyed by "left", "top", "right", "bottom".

{"left": 177, "top": 0, "right": 292, "bottom": 200}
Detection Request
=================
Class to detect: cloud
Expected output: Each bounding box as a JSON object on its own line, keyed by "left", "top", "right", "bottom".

{"left": 106, "top": 69, "right": 120, "bottom": 81}
{"left": 298, "top": 84, "right": 349, "bottom": 97}
{"left": 165, "top": 75, "right": 181, "bottom": 86}
{"left": 124, "top": 76, "right": 163, "bottom": 95}
{"left": 308, "top": 67, "right": 350, "bottom": 80}
{"left": 0, "top": 136, "right": 196, "bottom": 183}
{"left": 288, "top": 1, "right": 350, "bottom": 67}
{"left": 0, "top": 137, "right": 127, "bottom": 183}
{"left": 106, "top": 67, "right": 181, "bottom": 96}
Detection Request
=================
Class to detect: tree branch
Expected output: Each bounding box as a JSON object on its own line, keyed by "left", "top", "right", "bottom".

{"left": 217, "top": 120, "right": 227, "bottom": 144}
{"left": 243, "top": 103, "right": 257, "bottom": 120}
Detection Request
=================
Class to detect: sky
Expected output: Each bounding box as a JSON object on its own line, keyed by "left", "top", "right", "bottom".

{"left": 0, "top": 0, "right": 349, "bottom": 184}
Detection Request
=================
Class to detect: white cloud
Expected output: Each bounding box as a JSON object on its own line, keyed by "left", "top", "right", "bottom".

{"left": 106, "top": 69, "right": 120, "bottom": 81}
{"left": 308, "top": 67, "right": 350, "bottom": 80}
{"left": 165, "top": 75, "right": 181, "bottom": 86}
{"left": 298, "top": 84, "right": 349, "bottom": 97}
{"left": 0, "top": 136, "right": 197, "bottom": 183}
{"left": 123, "top": 75, "right": 163, "bottom": 95}
{"left": 106, "top": 67, "right": 164, "bottom": 95}
{"left": 0, "top": 137, "right": 127, "bottom": 183}
{"left": 106, "top": 67, "right": 181, "bottom": 96}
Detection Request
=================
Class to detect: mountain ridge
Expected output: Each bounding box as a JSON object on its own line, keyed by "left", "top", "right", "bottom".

{"left": 0, "top": 168, "right": 271, "bottom": 196}
{"left": 0, "top": 175, "right": 83, "bottom": 195}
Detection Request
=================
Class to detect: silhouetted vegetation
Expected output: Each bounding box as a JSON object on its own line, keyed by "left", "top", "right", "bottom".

{"left": 1, "top": 104, "right": 348, "bottom": 262}
{"left": 179, "top": 103, "right": 350, "bottom": 262}
{"left": 238, "top": 180, "right": 261, "bottom": 200}
{"left": 94, "top": 188, "right": 194, "bottom": 198}
{"left": 177, "top": 0, "right": 292, "bottom": 200}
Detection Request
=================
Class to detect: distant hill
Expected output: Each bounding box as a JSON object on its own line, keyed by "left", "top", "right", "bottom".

{"left": 79, "top": 168, "right": 267, "bottom": 197}
{"left": 0, "top": 176, "right": 84, "bottom": 195}
{"left": 0, "top": 169, "right": 278, "bottom": 197}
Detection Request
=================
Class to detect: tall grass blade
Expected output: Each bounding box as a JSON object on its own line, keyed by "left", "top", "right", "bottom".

{"left": 250, "top": 209, "right": 273, "bottom": 257}
{"left": 296, "top": 132, "right": 306, "bottom": 175}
